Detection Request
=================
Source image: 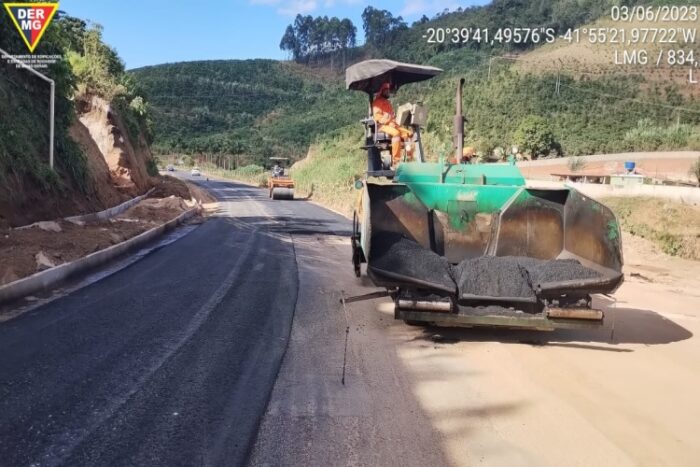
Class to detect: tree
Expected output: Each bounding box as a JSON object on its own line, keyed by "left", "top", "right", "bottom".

{"left": 361, "top": 6, "right": 407, "bottom": 47}
{"left": 294, "top": 14, "right": 314, "bottom": 61}
{"left": 513, "top": 115, "right": 560, "bottom": 159}
{"left": 279, "top": 14, "right": 356, "bottom": 65}
{"left": 338, "top": 18, "right": 357, "bottom": 68}
{"left": 66, "top": 24, "right": 127, "bottom": 99}
{"left": 279, "top": 25, "right": 298, "bottom": 60}
{"left": 340, "top": 18, "right": 357, "bottom": 48}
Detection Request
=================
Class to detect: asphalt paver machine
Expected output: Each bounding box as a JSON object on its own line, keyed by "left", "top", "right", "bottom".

{"left": 346, "top": 59, "right": 624, "bottom": 330}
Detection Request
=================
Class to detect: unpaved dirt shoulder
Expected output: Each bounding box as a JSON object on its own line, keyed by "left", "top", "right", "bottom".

{"left": 0, "top": 177, "right": 212, "bottom": 287}
{"left": 383, "top": 232, "right": 700, "bottom": 466}
{"left": 254, "top": 197, "right": 700, "bottom": 465}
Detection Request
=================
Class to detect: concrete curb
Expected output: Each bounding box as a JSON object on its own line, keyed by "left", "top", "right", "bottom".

{"left": 64, "top": 188, "right": 156, "bottom": 224}
{"left": 15, "top": 188, "right": 157, "bottom": 230}
{"left": 0, "top": 207, "right": 199, "bottom": 305}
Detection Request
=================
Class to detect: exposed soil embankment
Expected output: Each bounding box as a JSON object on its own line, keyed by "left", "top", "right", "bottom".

{"left": 76, "top": 96, "right": 154, "bottom": 196}
{"left": 0, "top": 96, "right": 157, "bottom": 229}
{"left": 69, "top": 119, "right": 129, "bottom": 209}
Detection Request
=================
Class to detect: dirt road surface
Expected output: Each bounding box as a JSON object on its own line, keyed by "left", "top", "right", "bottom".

{"left": 1, "top": 173, "right": 698, "bottom": 466}
{"left": 250, "top": 192, "right": 700, "bottom": 466}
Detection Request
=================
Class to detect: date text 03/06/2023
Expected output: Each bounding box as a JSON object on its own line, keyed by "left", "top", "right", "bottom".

{"left": 421, "top": 5, "right": 700, "bottom": 82}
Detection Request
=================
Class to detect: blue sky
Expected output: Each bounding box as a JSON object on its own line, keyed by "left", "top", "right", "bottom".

{"left": 58, "top": 0, "right": 487, "bottom": 69}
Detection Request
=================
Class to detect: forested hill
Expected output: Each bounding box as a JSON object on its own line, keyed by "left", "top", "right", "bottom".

{"left": 130, "top": 60, "right": 363, "bottom": 162}
{"left": 132, "top": 0, "right": 700, "bottom": 165}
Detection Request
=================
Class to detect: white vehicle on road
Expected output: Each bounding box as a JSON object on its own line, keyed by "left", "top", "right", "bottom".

{"left": 191, "top": 167, "right": 201, "bottom": 176}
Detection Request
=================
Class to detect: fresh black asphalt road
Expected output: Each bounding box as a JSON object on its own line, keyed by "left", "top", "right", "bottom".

{"left": 0, "top": 175, "right": 350, "bottom": 466}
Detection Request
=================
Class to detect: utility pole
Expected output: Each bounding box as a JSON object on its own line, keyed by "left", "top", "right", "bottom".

{"left": 0, "top": 47, "right": 56, "bottom": 170}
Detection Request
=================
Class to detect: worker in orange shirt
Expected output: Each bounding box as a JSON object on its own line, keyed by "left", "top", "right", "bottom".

{"left": 372, "top": 82, "right": 414, "bottom": 166}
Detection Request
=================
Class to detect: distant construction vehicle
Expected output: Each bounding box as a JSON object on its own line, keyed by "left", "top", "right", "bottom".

{"left": 346, "top": 59, "right": 624, "bottom": 330}
{"left": 268, "top": 157, "right": 295, "bottom": 200}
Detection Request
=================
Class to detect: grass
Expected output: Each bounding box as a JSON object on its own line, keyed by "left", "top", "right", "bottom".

{"left": 0, "top": 73, "right": 88, "bottom": 195}
{"left": 603, "top": 196, "right": 700, "bottom": 260}
{"left": 290, "top": 127, "right": 365, "bottom": 216}
{"left": 194, "top": 163, "right": 269, "bottom": 187}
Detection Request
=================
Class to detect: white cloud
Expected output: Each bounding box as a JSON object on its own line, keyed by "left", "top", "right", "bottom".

{"left": 401, "top": 0, "right": 462, "bottom": 17}
{"left": 277, "top": 0, "right": 318, "bottom": 16}
{"left": 323, "top": 0, "right": 362, "bottom": 7}
{"left": 249, "top": 0, "right": 360, "bottom": 16}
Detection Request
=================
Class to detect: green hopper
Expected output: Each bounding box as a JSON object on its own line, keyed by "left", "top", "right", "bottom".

{"left": 347, "top": 60, "right": 623, "bottom": 330}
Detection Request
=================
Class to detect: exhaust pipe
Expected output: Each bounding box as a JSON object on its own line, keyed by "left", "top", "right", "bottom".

{"left": 453, "top": 78, "right": 465, "bottom": 163}
{"left": 398, "top": 299, "right": 453, "bottom": 312}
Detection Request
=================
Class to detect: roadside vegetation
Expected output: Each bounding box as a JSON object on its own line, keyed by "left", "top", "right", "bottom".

{"left": 132, "top": 60, "right": 365, "bottom": 164}
{"left": 198, "top": 164, "right": 269, "bottom": 188}
{"left": 291, "top": 128, "right": 365, "bottom": 215}
{"left": 604, "top": 197, "right": 700, "bottom": 260}
{"left": 0, "top": 14, "right": 84, "bottom": 193}
{"left": 0, "top": 13, "right": 153, "bottom": 206}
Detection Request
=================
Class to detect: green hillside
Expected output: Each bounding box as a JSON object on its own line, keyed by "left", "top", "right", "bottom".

{"left": 132, "top": 0, "right": 700, "bottom": 172}
{"left": 131, "top": 60, "right": 364, "bottom": 163}
{"left": 0, "top": 13, "right": 84, "bottom": 193}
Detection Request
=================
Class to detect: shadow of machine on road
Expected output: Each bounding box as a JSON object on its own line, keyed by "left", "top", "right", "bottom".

{"left": 410, "top": 298, "right": 692, "bottom": 349}
{"left": 223, "top": 216, "right": 352, "bottom": 237}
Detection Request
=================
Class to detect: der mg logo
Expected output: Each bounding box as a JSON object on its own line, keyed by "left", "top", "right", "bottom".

{"left": 4, "top": 3, "right": 59, "bottom": 53}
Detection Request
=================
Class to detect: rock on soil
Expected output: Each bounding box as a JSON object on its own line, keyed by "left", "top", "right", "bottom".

{"left": 35, "top": 221, "right": 62, "bottom": 233}
{"left": 121, "top": 196, "right": 189, "bottom": 223}
{"left": 35, "top": 251, "right": 58, "bottom": 271}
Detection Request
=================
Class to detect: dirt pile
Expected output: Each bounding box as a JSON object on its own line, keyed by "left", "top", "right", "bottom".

{"left": 149, "top": 176, "right": 192, "bottom": 200}
{"left": 121, "top": 197, "right": 191, "bottom": 224}
{"left": 604, "top": 197, "right": 700, "bottom": 260}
